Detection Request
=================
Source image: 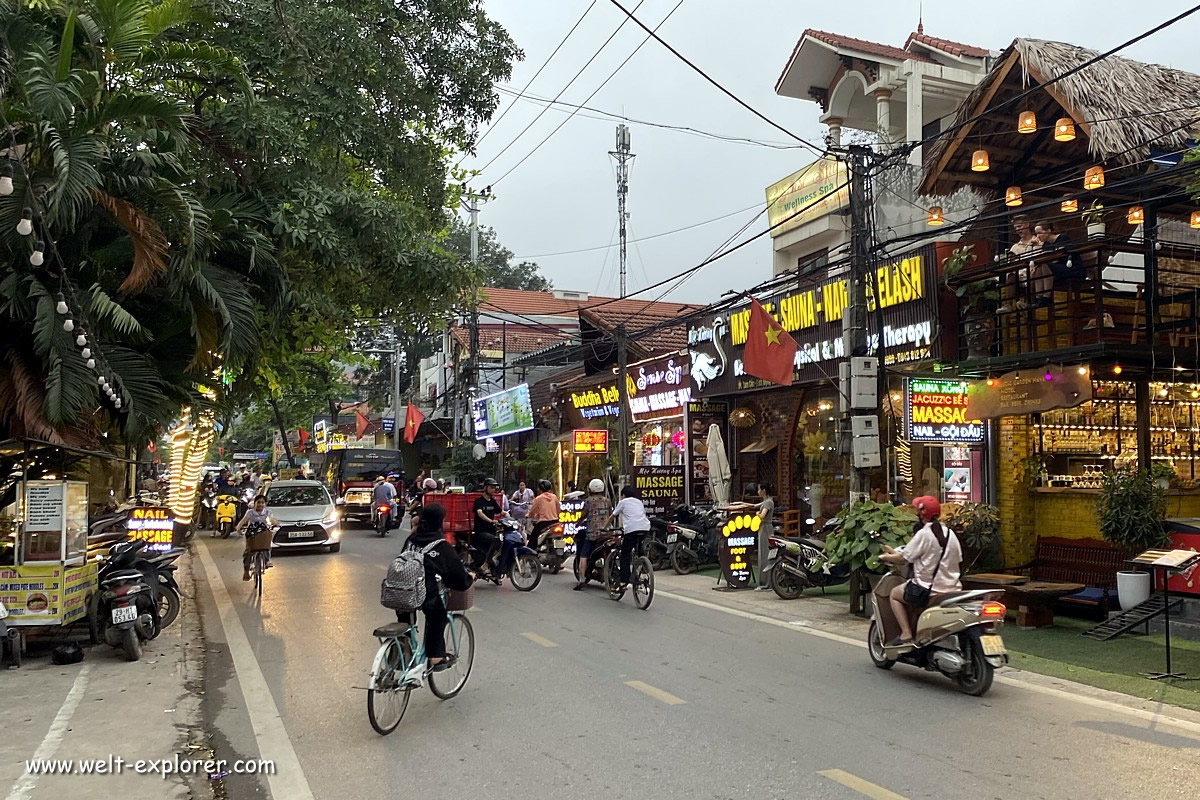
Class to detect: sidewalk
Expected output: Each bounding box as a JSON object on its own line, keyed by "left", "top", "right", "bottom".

{"left": 655, "top": 568, "right": 1200, "bottom": 720}
{"left": 0, "top": 556, "right": 211, "bottom": 800}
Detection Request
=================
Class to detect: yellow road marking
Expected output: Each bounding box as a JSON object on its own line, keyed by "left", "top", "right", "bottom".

{"left": 520, "top": 632, "right": 558, "bottom": 648}
{"left": 625, "top": 680, "right": 686, "bottom": 705}
{"left": 818, "top": 769, "right": 908, "bottom": 800}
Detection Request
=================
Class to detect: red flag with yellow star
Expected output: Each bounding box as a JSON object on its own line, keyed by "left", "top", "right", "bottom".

{"left": 742, "top": 298, "right": 796, "bottom": 386}
{"left": 403, "top": 403, "right": 425, "bottom": 444}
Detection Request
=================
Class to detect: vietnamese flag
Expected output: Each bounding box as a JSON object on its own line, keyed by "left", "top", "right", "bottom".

{"left": 298, "top": 427, "right": 309, "bottom": 448}
{"left": 355, "top": 410, "right": 369, "bottom": 438}
{"left": 403, "top": 403, "right": 425, "bottom": 444}
{"left": 742, "top": 298, "right": 797, "bottom": 386}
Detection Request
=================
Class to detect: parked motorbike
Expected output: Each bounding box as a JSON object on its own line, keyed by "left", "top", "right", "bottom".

{"left": 90, "top": 541, "right": 160, "bottom": 661}
{"left": 670, "top": 508, "right": 722, "bottom": 574}
{"left": 530, "top": 519, "right": 572, "bottom": 574}
{"left": 642, "top": 504, "right": 697, "bottom": 570}
{"left": 0, "top": 600, "right": 19, "bottom": 668}
{"left": 215, "top": 494, "right": 239, "bottom": 538}
{"left": 868, "top": 572, "right": 1008, "bottom": 696}
{"left": 763, "top": 533, "right": 851, "bottom": 600}
{"left": 142, "top": 547, "right": 186, "bottom": 628}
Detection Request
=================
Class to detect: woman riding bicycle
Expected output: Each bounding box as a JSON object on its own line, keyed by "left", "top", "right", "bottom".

{"left": 238, "top": 494, "right": 275, "bottom": 581}
{"left": 605, "top": 485, "right": 651, "bottom": 589}
{"left": 403, "top": 503, "right": 474, "bottom": 684}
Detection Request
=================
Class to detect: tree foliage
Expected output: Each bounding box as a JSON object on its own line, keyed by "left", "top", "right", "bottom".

{"left": 443, "top": 216, "right": 551, "bottom": 291}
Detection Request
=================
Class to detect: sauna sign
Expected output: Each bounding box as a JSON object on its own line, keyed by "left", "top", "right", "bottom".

{"left": 906, "top": 378, "right": 985, "bottom": 444}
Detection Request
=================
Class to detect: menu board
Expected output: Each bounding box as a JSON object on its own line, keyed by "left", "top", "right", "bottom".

{"left": 631, "top": 465, "right": 685, "bottom": 517}
{"left": 22, "top": 482, "right": 64, "bottom": 562}
{"left": 685, "top": 400, "right": 728, "bottom": 506}
{"left": 719, "top": 513, "right": 759, "bottom": 589}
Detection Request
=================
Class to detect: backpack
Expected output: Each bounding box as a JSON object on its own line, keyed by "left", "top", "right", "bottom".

{"left": 380, "top": 541, "right": 442, "bottom": 611}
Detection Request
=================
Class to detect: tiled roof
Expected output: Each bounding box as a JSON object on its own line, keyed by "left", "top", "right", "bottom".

{"left": 802, "top": 29, "right": 934, "bottom": 64}
{"left": 449, "top": 325, "right": 570, "bottom": 355}
{"left": 581, "top": 307, "right": 690, "bottom": 357}
{"left": 904, "top": 31, "right": 990, "bottom": 58}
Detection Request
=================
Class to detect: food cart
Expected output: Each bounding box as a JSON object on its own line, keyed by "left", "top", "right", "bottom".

{"left": 0, "top": 479, "right": 100, "bottom": 664}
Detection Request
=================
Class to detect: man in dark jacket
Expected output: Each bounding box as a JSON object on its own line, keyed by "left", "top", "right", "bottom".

{"left": 403, "top": 503, "right": 473, "bottom": 683}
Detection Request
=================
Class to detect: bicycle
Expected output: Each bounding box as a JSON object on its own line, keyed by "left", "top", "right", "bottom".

{"left": 245, "top": 522, "right": 277, "bottom": 601}
{"left": 250, "top": 549, "right": 270, "bottom": 599}
{"left": 602, "top": 533, "right": 655, "bottom": 610}
{"left": 366, "top": 588, "right": 475, "bottom": 736}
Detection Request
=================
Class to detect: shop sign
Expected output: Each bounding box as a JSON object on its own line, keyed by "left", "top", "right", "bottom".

{"left": 0, "top": 562, "right": 97, "bottom": 625}
{"left": 685, "top": 400, "right": 729, "bottom": 506}
{"left": 905, "top": 378, "right": 985, "bottom": 444}
{"left": 127, "top": 506, "right": 176, "bottom": 553}
{"left": 565, "top": 383, "right": 621, "bottom": 424}
{"left": 573, "top": 429, "right": 609, "bottom": 454}
{"left": 628, "top": 353, "right": 692, "bottom": 422}
{"left": 631, "top": 465, "right": 685, "bottom": 517}
{"left": 765, "top": 157, "right": 849, "bottom": 238}
{"left": 719, "top": 513, "right": 760, "bottom": 589}
{"left": 943, "top": 446, "right": 976, "bottom": 503}
{"left": 314, "top": 420, "right": 328, "bottom": 453}
{"left": 687, "top": 246, "right": 939, "bottom": 396}
{"left": 966, "top": 365, "right": 1093, "bottom": 419}
{"left": 558, "top": 497, "right": 585, "bottom": 554}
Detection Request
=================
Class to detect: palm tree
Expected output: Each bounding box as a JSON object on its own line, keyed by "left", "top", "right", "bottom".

{"left": 0, "top": 0, "right": 282, "bottom": 446}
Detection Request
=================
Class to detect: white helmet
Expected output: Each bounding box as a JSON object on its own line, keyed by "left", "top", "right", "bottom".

{"left": 587, "top": 478, "right": 605, "bottom": 494}
{"left": 423, "top": 478, "right": 438, "bottom": 490}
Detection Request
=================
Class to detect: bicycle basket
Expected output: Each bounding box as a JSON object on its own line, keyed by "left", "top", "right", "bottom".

{"left": 246, "top": 524, "right": 274, "bottom": 552}
{"left": 446, "top": 585, "right": 474, "bottom": 612}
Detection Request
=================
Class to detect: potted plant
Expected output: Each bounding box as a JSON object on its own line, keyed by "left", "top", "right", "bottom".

{"left": 1149, "top": 462, "right": 1177, "bottom": 491}
{"left": 942, "top": 502, "right": 1001, "bottom": 572}
{"left": 941, "top": 244, "right": 998, "bottom": 358}
{"left": 1095, "top": 467, "right": 1171, "bottom": 610}
{"left": 823, "top": 499, "right": 917, "bottom": 616}
{"left": 1082, "top": 201, "right": 1105, "bottom": 239}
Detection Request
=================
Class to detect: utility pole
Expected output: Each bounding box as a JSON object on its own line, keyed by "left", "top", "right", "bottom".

{"left": 610, "top": 125, "right": 634, "bottom": 490}
{"left": 846, "top": 145, "right": 875, "bottom": 503}
{"left": 392, "top": 331, "right": 402, "bottom": 450}
{"left": 459, "top": 186, "right": 491, "bottom": 441}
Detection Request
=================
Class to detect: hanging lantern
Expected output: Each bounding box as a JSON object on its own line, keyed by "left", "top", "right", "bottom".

{"left": 1053, "top": 117, "right": 1076, "bottom": 142}
{"left": 970, "top": 149, "right": 990, "bottom": 171}
{"left": 1005, "top": 186, "right": 1023, "bottom": 207}
{"left": 926, "top": 205, "right": 945, "bottom": 226}
{"left": 1084, "top": 165, "right": 1105, "bottom": 190}
{"left": 1190, "top": 210, "right": 1200, "bottom": 229}
{"left": 1061, "top": 197, "right": 1079, "bottom": 213}
{"left": 1017, "top": 110, "right": 1037, "bottom": 133}
{"left": 1127, "top": 205, "right": 1145, "bottom": 225}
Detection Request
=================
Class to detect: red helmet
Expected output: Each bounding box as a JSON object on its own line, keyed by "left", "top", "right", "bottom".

{"left": 912, "top": 495, "right": 941, "bottom": 522}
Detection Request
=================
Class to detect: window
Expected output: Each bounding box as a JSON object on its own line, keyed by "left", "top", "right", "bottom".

{"left": 266, "top": 486, "right": 331, "bottom": 507}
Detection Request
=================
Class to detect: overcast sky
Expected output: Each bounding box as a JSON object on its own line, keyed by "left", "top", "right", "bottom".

{"left": 460, "top": 0, "right": 1199, "bottom": 305}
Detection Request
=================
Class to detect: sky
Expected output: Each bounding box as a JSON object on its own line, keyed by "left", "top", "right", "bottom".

{"left": 459, "top": 0, "right": 1200, "bottom": 306}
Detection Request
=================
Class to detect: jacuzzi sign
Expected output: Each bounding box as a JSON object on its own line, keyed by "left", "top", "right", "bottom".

{"left": 906, "top": 378, "right": 985, "bottom": 444}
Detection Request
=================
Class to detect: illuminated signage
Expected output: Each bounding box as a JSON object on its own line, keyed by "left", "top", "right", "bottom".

{"left": 628, "top": 354, "right": 692, "bottom": 421}
{"left": 568, "top": 384, "right": 620, "bottom": 421}
{"left": 573, "top": 429, "right": 609, "bottom": 454}
{"left": 126, "top": 506, "right": 175, "bottom": 553}
{"left": 905, "top": 378, "right": 984, "bottom": 444}
{"left": 314, "top": 420, "right": 328, "bottom": 453}
{"left": 632, "top": 465, "right": 685, "bottom": 517}
{"left": 472, "top": 383, "right": 534, "bottom": 440}
{"left": 559, "top": 497, "right": 586, "bottom": 552}
{"left": 719, "top": 513, "right": 761, "bottom": 589}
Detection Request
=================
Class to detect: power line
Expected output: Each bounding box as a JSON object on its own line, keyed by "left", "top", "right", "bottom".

{"left": 489, "top": 0, "right": 684, "bottom": 186}
{"left": 604, "top": 0, "right": 826, "bottom": 156}
{"left": 473, "top": 2, "right": 599, "bottom": 150}
{"left": 475, "top": 0, "right": 648, "bottom": 175}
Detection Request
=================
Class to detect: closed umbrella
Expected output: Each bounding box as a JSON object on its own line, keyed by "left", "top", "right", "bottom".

{"left": 706, "top": 423, "right": 732, "bottom": 507}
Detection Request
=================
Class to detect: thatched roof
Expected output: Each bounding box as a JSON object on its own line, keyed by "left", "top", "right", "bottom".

{"left": 922, "top": 38, "right": 1200, "bottom": 195}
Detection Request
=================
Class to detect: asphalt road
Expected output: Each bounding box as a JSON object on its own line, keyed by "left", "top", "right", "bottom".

{"left": 192, "top": 524, "right": 1200, "bottom": 800}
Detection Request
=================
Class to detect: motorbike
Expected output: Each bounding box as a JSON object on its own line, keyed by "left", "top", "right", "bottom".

{"left": 669, "top": 507, "right": 722, "bottom": 574}
{"left": 0, "top": 600, "right": 19, "bottom": 668}
{"left": 215, "top": 494, "right": 239, "bottom": 538}
{"left": 530, "top": 519, "right": 572, "bottom": 574}
{"left": 142, "top": 547, "right": 186, "bottom": 628}
{"left": 642, "top": 504, "right": 697, "bottom": 570}
{"left": 461, "top": 518, "right": 542, "bottom": 591}
{"left": 762, "top": 523, "right": 851, "bottom": 600}
{"left": 90, "top": 541, "right": 160, "bottom": 661}
{"left": 197, "top": 486, "right": 217, "bottom": 530}
{"left": 868, "top": 572, "right": 1008, "bottom": 696}
{"left": 373, "top": 502, "right": 393, "bottom": 537}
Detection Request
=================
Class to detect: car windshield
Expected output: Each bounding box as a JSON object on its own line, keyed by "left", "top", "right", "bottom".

{"left": 265, "top": 486, "right": 330, "bottom": 507}
{"left": 343, "top": 455, "right": 401, "bottom": 482}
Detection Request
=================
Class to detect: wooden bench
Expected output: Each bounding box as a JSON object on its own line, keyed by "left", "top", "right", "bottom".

{"left": 1000, "top": 536, "right": 1124, "bottom": 619}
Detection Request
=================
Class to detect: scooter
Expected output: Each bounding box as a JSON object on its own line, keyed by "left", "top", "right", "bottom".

{"left": 215, "top": 494, "right": 239, "bottom": 538}
{"left": 91, "top": 544, "right": 160, "bottom": 662}
{"left": 197, "top": 486, "right": 217, "bottom": 530}
{"left": 867, "top": 572, "right": 1008, "bottom": 696}
{"left": 0, "top": 600, "right": 20, "bottom": 669}
{"left": 670, "top": 508, "right": 722, "bottom": 574}
{"left": 463, "top": 519, "right": 542, "bottom": 591}
{"left": 530, "top": 520, "right": 572, "bottom": 574}
{"left": 373, "top": 502, "right": 393, "bottom": 537}
{"left": 643, "top": 505, "right": 696, "bottom": 570}
{"left": 762, "top": 532, "right": 851, "bottom": 600}
{"left": 143, "top": 548, "right": 186, "bottom": 629}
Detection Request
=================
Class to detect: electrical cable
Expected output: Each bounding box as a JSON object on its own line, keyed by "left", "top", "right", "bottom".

{"left": 603, "top": 0, "right": 826, "bottom": 156}
{"left": 474, "top": 0, "right": 648, "bottom": 176}
{"left": 488, "top": 0, "right": 685, "bottom": 186}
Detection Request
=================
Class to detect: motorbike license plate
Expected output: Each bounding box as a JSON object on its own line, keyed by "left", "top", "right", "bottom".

{"left": 666, "top": 533, "right": 678, "bottom": 543}
{"left": 979, "top": 634, "right": 1006, "bottom": 656}
{"left": 290, "top": 530, "right": 315, "bottom": 539}
{"left": 111, "top": 605, "right": 137, "bottom": 625}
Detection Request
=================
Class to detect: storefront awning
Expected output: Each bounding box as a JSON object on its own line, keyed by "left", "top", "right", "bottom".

{"left": 740, "top": 438, "right": 777, "bottom": 455}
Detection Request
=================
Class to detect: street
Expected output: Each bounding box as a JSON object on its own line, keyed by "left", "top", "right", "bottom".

{"left": 191, "top": 526, "right": 1200, "bottom": 800}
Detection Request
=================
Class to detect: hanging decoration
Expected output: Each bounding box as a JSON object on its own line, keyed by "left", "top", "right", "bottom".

{"left": 670, "top": 430, "right": 686, "bottom": 451}
{"left": 970, "top": 149, "right": 990, "bottom": 171}
{"left": 1126, "top": 206, "right": 1145, "bottom": 225}
{"left": 1061, "top": 197, "right": 1079, "bottom": 213}
{"left": 1084, "top": 165, "right": 1105, "bottom": 190}
{"left": 641, "top": 431, "right": 662, "bottom": 448}
{"left": 1004, "top": 186, "right": 1023, "bottom": 207}
{"left": 926, "top": 206, "right": 944, "bottom": 226}
{"left": 1017, "top": 111, "right": 1037, "bottom": 133}
{"left": 1053, "top": 118, "right": 1076, "bottom": 141}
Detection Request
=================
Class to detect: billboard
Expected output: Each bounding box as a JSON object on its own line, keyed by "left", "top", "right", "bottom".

{"left": 472, "top": 383, "right": 534, "bottom": 440}
{"left": 765, "top": 157, "right": 849, "bottom": 238}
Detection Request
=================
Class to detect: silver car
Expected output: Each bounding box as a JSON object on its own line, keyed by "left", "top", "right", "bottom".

{"left": 263, "top": 481, "right": 342, "bottom": 553}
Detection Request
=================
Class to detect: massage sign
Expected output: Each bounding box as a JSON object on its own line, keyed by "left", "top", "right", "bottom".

{"left": 126, "top": 506, "right": 176, "bottom": 553}
{"left": 905, "top": 378, "right": 985, "bottom": 444}
{"left": 720, "top": 513, "right": 760, "bottom": 589}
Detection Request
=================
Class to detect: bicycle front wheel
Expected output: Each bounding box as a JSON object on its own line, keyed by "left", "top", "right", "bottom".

{"left": 367, "top": 638, "right": 412, "bottom": 735}
{"left": 633, "top": 556, "right": 655, "bottom": 610}
{"left": 429, "top": 614, "right": 475, "bottom": 700}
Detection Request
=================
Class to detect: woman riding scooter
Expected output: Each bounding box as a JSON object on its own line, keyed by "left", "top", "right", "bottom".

{"left": 527, "top": 479, "right": 561, "bottom": 551}
{"left": 877, "top": 496, "right": 962, "bottom": 647}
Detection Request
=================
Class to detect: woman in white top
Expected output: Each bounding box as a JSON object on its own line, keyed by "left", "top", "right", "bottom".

{"left": 605, "top": 485, "right": 652, "bottom": 587}
{"left": 1000, "top": 214, "right": 1042, "bottom": 311}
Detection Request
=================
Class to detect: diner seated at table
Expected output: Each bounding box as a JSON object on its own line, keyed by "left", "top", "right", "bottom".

{"left": 1000, "top": 214, "right": 1042, "bottom": 312}
{"left": 1033, "top": 220, "right": 1083, "bottom": 307}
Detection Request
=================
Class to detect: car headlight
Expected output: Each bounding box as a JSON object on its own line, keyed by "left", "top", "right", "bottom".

{"left": 322, "top": 510, "right": 339, "bottom": 525}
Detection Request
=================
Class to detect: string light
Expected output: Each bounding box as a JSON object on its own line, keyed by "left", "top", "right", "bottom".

{"left": 1061, "top": 197, "right": 1079, "bottom": 213}
{"left": 971, "top": 150, "right": 989, "bottom": 171}
{"left": 1005, "top": 186, "right": 1023, "bottom": 207}
{"left": 0, "top": 163, "right": 12, "bottom": 195}
{"left": 29, "top": 241, "right": 44, "bottom": 266}
{"left": 16, "top": 208, "right": 33, "bottom": 236}
{"left": 1017, "top": 110, "right": 1037, "bottom": 134}
{"left": 926, "top": 205, "right": 945, "bottom": 226}
{"left": 1078, "top": 366, "right": 1088, "bottom": 376}
{"left": 62, "top": 318, "right": 74, "bottom": 332}
{"left": 86, "top": 358, "right": 96, "bottom": 370}
{"left": 80, "top": 347, "right": 90, "bottom": 359}
{"left": 1112, "top": 364, "right": 1123, "bottom": 375}
{"left": 55, "top": 296, "right": 69, "bottom": 315}
{"left": 1054, "top": 118, "right": 1076, "bottom": 141}
{"left": 1127, "top": 205, "right": 1145, "bottom": 225}
{"left": 1084, "top": 166, "right": 1105, "bottom": 190}
{"left": 75, "top": 334, "right": 87, "bottom": 347}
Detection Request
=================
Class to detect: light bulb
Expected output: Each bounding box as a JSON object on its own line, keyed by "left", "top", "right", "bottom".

{"left": 80, "top": 348, "right": 90, "bottom": 359}
{"left": 0, "top": 165, "right": 12, "bottom": 195}
{"left": 114, "top": 398, "right": 122, "bottom": 409}
{"left": 98, "top": 376, "right": 107, "bottom": 386}
{"left": 30, "top": 243, "right": 44, "bottom": 266}
{"left": 63, "top": 319, "right": 74, "bottom": 332}
{"left": 86, "top": 358, "right": 96, "bottom": 370}
{"left": 55, "top": 299, "right": 69, "bottom": 315}
{"left": 16, "top": 208, "right": 33, "bottom": 236}
{"left": 75, "top": 334, "right": 87, "bottom": 347}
